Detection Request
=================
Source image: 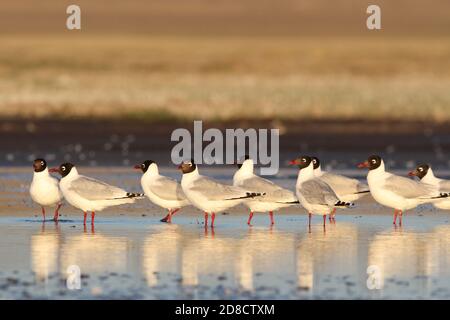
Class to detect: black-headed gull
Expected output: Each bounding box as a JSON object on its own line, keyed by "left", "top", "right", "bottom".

{"left": 233, "top": 157, "right": 298, "bottom": 226}
{"left": 290, "top": 156, "right": 353, "bottom": 230}
{"left": 179, "top": 159, "right": 264, "bottom": 228}
{"left": 358, "top": 155, "right": 449, "bottom": 226}
{"left": 50, "top": 163, "right": 143, "bottom": 225}
{"left": 30, "top": 158, "right": 63, "bottom": 222}
{"left": 312, "top": 156, "right": 370, "bottom": 221}
{"left": 409, "top": 163, "right": 450, "bottom": 210}
{"left": 134, "top": 160, "right": 190, "bottom": 223}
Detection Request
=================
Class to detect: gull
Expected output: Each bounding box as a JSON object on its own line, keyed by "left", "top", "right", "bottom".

{"left": 50, "top": 163, "right": 143, "bottom": 225}
{"left": 312, "top": 156, "right": 370, "bottom": 221}
{"left": 290, "top": 155, "right": 353, "bottom": 229}
{"left": 134, "top": 160, "right": 190, "bottom": 223}
{"left": 409, "top": 163, "right": 450, "bottom": 210}
{"left": 30, "top": 158, "right": 63, "bottom": 222}
{"left": 179, "top": 159, "right": 264, "bottom": 228}
{"left": 233, "top": 157, "right": 299, "bottom": 226}
{"left": 358, "top": 155, "right": 449, "bottom": 226}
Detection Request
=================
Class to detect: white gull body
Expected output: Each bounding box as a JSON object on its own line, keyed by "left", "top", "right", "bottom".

{"left": 60, "top": 166, "right": 140, "bottom": 212}
{"left": 140, "top": 162, "right": 190, "bottom": 218}
{"left": 233, "top": 159, "right": 298, "bottom": 224}
{"left": 366, "top": 160, "right": 444, "bottom": 212}
{"left": 30, "top": 168, "right": 63, "bottom": 209}
{"left": 314, "top": 165, "right": 369, "bottom": 203}
{"left": 415, "top": 166, "right": 450, "bottom": 210}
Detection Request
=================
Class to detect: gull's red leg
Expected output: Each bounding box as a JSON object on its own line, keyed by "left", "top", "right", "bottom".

{"left": 323, "top": 214, "right": 327, "bottom": 226}
{"left": 308, "top": 212, "right": 312, "bottom": 233}
{"left": 83, "top": 211, "right": 87, "bottom": 225}
{"left": 393, "top": 209, "right": 398, "bottom": 225}
{"left": 269, "top": 211, "right": 274, "bottom": 226}
{"left": 91, "top": 211, "right": 95, "bottom": 225}
{"left": 211, "top": 212, "right": 216, "bottom": 228}
{"left": 41, "top": 207, "right": 46, "bottom": 221}
{"left": 161, "top": 208, "right": 180, "bottom": 223}
{"left": 53, "top": 203, "right": 62, "bottom": 222}
{"left": 204, "top": 212, "right": 208, "bottom": 227}
{"left": 399, "top": 210, "right": 403, "bottom": 227}
{"left": 247, "top": 211, "right": 254, "bottom": 226}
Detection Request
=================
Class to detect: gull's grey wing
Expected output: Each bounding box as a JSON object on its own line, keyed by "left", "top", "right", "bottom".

{"left": 239, "top": 176, "right": 297, "bottom": 203}
{"left": 300, "top": 179, "right": 340, "bottom": 206}
{"left": 69, "top": 175, "right": 129, "bottom": 201}
{"left": 190, "top": 176, "right": 255, "bottom": 201}
{"left": 149, "top": 176, "right": 187, "bottom": 201}
{"left": 384, "top": 175, "right": 438, "bottom": 199}
{"left": 438, "top": 180, "right": 450, "bottom": 192}
{"left": 320, "top": 172, "right": 369, "bottom": 195}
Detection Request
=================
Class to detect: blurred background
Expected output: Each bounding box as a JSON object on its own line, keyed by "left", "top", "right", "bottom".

{"left": 1, "top": 0, "right": 450, "bottom": 168}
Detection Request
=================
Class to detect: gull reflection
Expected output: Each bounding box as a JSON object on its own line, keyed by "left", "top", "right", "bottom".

{"left": 142, "top": 225, "right": 182, "bottom": 286}
{"left": 60, "top": 233, "right": 128, "bottom": 274}
{"left": 235, "top": 228, "right": 296, "bottom": 291}
{"left": 368, "top": 229, "right": 432, "bottom": 292}
{"left": 296, "top": 223, "right": 359, "bottom": 293}
{"left": 31, "top": 224, "right": 61, "bottom": 281}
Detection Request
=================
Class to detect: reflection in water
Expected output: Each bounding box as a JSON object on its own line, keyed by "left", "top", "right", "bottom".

{"left": 60, "top": 233, "right": 129, "bottom": 274}
{"left": 368, "top": 225, "right": 450, "bottom": 291}
{"left": 142, "top": 225, "right": 182, "bottom": 286}
{"left": 31, "top": 224, "right": 60, "bottom": 281}
{"left": 296, "top": 223, "right": 359, "bottom": 294}
{"left": 20, "top": 216, "right": 450, "bottom": 298}
{"left": 368, "top": 229, "right": 429, "bottom": 287}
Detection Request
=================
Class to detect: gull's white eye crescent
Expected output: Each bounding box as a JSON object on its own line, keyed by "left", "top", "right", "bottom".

{"left": 62, "top": 166, "right": 66, "bottom": 171}
{"left": 419, "top": 168, "right": 423, "bottom": 172}
{"left": 372, "top": 159, "right": 376, "bottom": 164}
{"left": 41, "top": 161, "right": 44, "bottom": 165}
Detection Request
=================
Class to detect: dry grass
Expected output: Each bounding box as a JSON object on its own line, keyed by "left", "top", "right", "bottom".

{"left": 1, "top": 35, "right": 450, "bottom": 122}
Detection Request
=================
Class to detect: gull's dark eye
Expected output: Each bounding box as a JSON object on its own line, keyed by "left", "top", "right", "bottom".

{"left": 302, "top": 158, "right": 306, "bottom": 162}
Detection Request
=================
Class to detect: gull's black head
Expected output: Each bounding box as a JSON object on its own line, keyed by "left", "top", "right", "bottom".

{"left": 237, "top": 155, "right": 250, "bottom": 169}
{"left": 33, "top": 158, "right": 47, "bottom": 172}
{"left": 178, "top": 159, "right": 196, "bottom": 174}
{"left": 57, "top": 162, "right": 74, "bottom": 177}
{"left": 409, "top": 163, "right": 430, "bottom": 179}
{"left": 135, "top": 160, "right": 155, "bottom": 173}
{"left": 289, "top": 155, "right": 312, "bottom": 170}
{"left": 312, "top": 157, "right": 320, "bottom": 170}
{"left": 358, "top": 155, "right": 382, "bottom": 170}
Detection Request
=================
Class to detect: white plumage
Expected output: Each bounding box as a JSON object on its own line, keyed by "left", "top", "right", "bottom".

{"left": 53, "top": 163, "right": 143, "bottom": 225}
{"left": 233, "top": 158, "right": 298, "bottom": 225}
{"left": 179, "top": 160, "right": 263, "bottom": 227}
{"left": 136, "top": 160, "right": 190, "bottom": 223}
{"left": 30, "top": 160, "right": 63, "bottom": 221}
{"left": 359, "top": 155, "right": 448, "bottom": 226}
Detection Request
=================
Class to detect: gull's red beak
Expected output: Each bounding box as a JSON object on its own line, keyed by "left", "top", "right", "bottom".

{"left": 49, "top": 167, "right": 59, "bottom": 173}
{"left": 408, "top": 170, "right": 417, "bottom": 177}
{"left": 133, "top": 165, "right": 141, "bottom": 170}
{"left": 357, "top": 161, "right": 369, "bottom": 169}
{"left": 177, "top": 164, "right": 183, "bottom": 169}
{"left": 288, "top": 159, "right": 298, "bottom": 165}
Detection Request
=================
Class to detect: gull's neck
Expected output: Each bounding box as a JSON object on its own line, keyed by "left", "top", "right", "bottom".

{"left": 421, "top": 168, "right": 441, "bottom": 185}
{"left": 233, "top": 160, "right": 254, "bottom": 182}
{"left": 296, "top": 163, "right": 315, "bottom": 186}
{"left": 33, "top": 168, "right": 50, "bottom": 179}
{"left": 314, "top": 166, "right": 324, "bottom": 177}
{"left": 143, "top": 164, "right": 160, "bottom": 180}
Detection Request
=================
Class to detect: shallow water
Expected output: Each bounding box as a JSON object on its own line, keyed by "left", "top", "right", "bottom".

{"left": 0, "top": 213, "right": 450, "bottom": 299}
{"left": 1, "top": 167, "right": 450, "bottom": 299}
